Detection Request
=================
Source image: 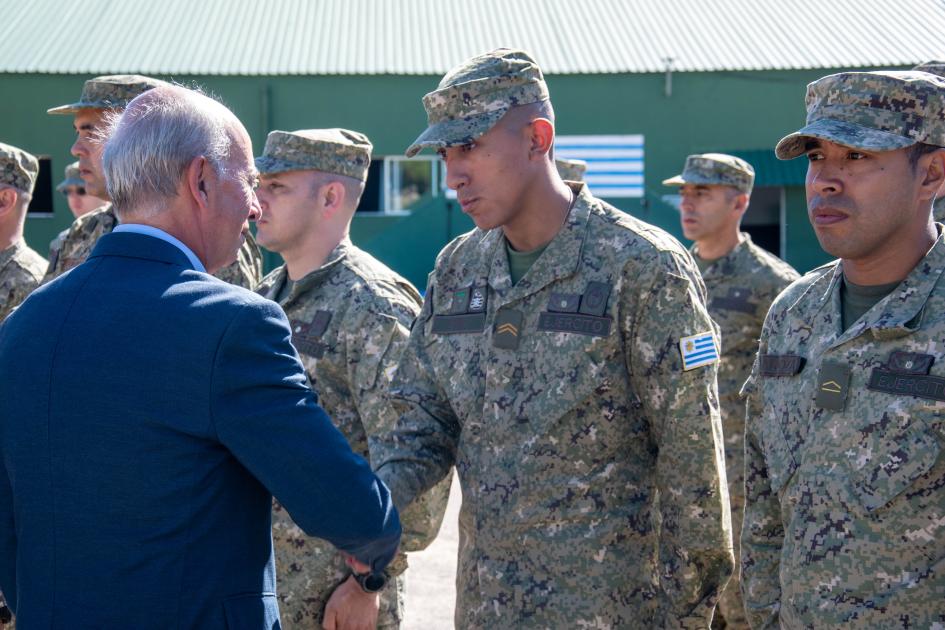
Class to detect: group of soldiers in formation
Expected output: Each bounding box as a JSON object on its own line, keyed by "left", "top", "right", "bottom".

{"left": 1, "top": 48, "right": 945, "bottom": 629}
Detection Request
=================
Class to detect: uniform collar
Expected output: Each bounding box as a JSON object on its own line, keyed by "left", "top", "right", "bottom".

{"left": 691, "top": 232, "right": 753, "bottom": 279}
{"left": 486, "top": 182, "right": 591, "bottom": 307}
{"left": 792, "top": 230, "right": 945, "bottom": 348}
{"left": 0, "top": 239, "right": 25, "bottom": 271}
{"left": 270, "top": 237, "right": 352, "bottom": 305}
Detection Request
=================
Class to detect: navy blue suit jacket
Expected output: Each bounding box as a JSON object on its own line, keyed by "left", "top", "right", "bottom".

{"left": 0, "top": 232, "right": 401, "bottom": 629}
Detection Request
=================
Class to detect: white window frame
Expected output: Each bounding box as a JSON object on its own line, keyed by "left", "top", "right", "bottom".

{"left": 381, "top": 155, "right": 443, "bottom": 215}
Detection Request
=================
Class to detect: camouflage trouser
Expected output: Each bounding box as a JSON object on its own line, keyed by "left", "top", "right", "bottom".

{"left": 715, "top": 403, "right": 749, "bottom": 630}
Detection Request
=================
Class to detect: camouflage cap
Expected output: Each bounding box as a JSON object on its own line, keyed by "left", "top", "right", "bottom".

{"left": 56, "top": 161, "right": 84, "bottom": 192}
{"left": 47, "top": 74, "right": 167, "bottom": 115}
{"left": 256, "top": 129, "right": 373, "bottom": 182}
{"left": 775, "top": 70, "right": 945, "bottom": 160}
{"left": 914, "top": 60, "right": 945, "bottom": 78}
{"left": 555, "top": 158, "right": 587, "bottom": 182}
{"left": 0, "top": 142, "right": 39, "bottom": 194}
{"left": 405, "top": 48, "right": 549, "bottom": 158}
{"left": 662, "top": 153, "right": 755, "bottom": 193}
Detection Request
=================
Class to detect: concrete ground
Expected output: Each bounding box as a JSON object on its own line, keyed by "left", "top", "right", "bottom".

{"left": 403, "top": 474, "right": 461, "bottom": 629}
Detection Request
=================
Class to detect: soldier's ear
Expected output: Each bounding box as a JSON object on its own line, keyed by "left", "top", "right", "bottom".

{"left": 529, "top": 118, "right": 555, "bottom": 159}
{"left": 322, "top": 181, "right": 346, "bottom": 218}
{"left": 0, "top": 187, "right": 17, "bottom": 216}
{"left": 919, "top": 149, "right": 945, "bottom": 200}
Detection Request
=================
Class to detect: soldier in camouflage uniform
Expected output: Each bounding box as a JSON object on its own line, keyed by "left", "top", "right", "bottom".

{"left": 374, "top": 48, "right": 734, "bottom": 628}
{"left": 0, "top": 142, "right": 45, "bottom": 627}
{"left": 914, "top": 61, "right": 945, "bottom": 222}
{"left": 0, "top": 143, "right": 46, "bottom": 323}
{"left": 663, "top": 154, "right": 798, "bottom": 629}
{"left": 254, "top": 129, "right": 450, "bottom": 629}
{"left": 741, "top": 70, "right": 945, "bottom": 628}
{"left": 49, "top": 161, "right": 107, "bottom": 265}
{"left": 44, "top": 75, "right": 262, "bottom": 288}
{"left": 554, "top": 157, "right": 586, "bottom": 182}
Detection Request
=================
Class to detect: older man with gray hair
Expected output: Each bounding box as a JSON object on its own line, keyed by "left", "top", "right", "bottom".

{"left": 0, "top": 84, "right": 401, "bottom": 629}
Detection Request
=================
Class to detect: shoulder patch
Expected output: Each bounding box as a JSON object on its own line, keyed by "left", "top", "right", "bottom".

{"left": 679, "top": 331, "right": 719, "bottom": 371}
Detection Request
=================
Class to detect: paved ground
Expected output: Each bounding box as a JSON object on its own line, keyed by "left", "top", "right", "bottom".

{"left": 403, "top": 474, "right": 461, "bottom": 629}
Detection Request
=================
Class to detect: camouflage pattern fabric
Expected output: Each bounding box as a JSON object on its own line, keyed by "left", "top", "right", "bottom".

{"left": 47, "top": 74, "right": 168, "bottom": 115}
{"left": 375, "top": 183, "right": 734, "bottom": 627}
{"left": 0, "top": 240, "right": 45, "bottom": 322}
{"left": 935, "top": 195, "right": 944, "bottom": 223}
{"left": 257, "top": 239, "right": 451, "bottom": 628}
{"left": 741, "top": 232, "right": 945, "bottom": 628}
{"left": 256, "top": 129, "right": 372, "bottom": 181}
{"left": 406, "top": 48, "right": 549, "bottom": 157}
{"left": 775, "top": 70, "right": 945, "bottom": 159}
{"left": 0, "top": 143, "right": 38, "bottom": 194}
{"left": 554, "top": 157, "right": 587, "bottom": 182}
{"left": 663, "top": 153, "right": 755, "bottom": 194}
{"left": 42, "top": 204, "right": 262, "bottom": 289}
{"left": 694, "top": 234, "right": 798, "bottom": 628}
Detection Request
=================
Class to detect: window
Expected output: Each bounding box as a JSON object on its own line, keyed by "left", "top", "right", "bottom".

{"left": 26, "top": 156, "right": 53, "bottom": 217}
{"left": 356, "top": 156, "right": 443, "bottom": 215}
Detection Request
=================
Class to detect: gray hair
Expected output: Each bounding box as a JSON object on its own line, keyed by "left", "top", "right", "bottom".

{"left": 101, "top": 85, "right": 234, "bottom": 217}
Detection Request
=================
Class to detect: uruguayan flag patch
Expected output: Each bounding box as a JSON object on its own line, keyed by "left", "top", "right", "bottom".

{"left": 679, "top": 331, "right": 719, "bottom": 371}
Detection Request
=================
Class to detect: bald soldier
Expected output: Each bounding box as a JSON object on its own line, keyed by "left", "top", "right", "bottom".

{"left": 914, "top": 61, "right": 945, "bottom": 222}
{"left": 664, "top": 154, "right": 798, "bottom": 629}
{"left": 44, "top": 74, "right": 262, "bottom": 288}
{"left": 374, "top": 48, "right": 733, "bottom": 627}
{"left": 0, "top": 143, "right": 46, "bottom": 322}
{"left": 253, "top": 129, "right": 450, "bottom": 629}
{"left": 742, "top": 70, "right": 945, "bottom": 627}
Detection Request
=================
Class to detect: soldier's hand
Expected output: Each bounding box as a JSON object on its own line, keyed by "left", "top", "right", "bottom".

{"left": 322, "top": 575, "right": 379, "bottom": 630}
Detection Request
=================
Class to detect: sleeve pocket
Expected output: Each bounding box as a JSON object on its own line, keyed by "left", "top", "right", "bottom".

{"left": 223, "top": 593, "right": 280, "bottom": 630}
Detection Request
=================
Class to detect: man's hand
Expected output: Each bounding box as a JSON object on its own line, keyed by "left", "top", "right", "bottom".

{"left": 322, "top": 575, "right": 380, "bottom": 630}
{"left": 342, "top": 553, "right": 372, "bottom": 574}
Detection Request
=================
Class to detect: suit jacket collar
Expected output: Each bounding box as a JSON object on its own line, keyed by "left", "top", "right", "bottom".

{"left": 89, "top": 231, "right": 196, "bottom": 270}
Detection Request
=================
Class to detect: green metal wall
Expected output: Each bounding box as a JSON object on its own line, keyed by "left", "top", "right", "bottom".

{"left": 1, "top": 67, "right": 875, "bottom": 288}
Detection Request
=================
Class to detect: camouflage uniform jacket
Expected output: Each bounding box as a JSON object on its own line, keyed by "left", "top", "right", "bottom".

{"left": 42, "top": 204, "right": 263, "bottom": 289}
{"left": 741, "top": 232, "right": 945, "bottom": 628}
{"left": 257, "top": 239, "right": 450, "bottom": 628}
{"left": 696, "top": 236, "right": 798, "bottom": 499}
{"left": 0, "top": 239, "right": 46, "bottom": 321}
{"left": 375, "top": 184, "right": 734, "bottom": 628}
{"left": 934, "top": 196, "right": 943, "bottom": 223}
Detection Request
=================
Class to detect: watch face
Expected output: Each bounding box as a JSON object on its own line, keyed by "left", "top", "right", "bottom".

{"left": 362, "top": 573, "right": 386, "bottom": 592}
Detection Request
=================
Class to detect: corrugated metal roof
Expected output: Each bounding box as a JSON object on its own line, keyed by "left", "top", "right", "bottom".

{"left": 1, "top": 0, "right": 943, "bottom": 76}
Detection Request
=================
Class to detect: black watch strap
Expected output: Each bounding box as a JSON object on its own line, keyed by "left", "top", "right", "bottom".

{"left": 354, "top": 571, "right": 387, "bottom": 593}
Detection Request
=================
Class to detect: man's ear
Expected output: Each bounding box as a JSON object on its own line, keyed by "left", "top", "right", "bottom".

{"left": 185, "top": 155, "right": 210, "bottom": 210}
{"left": 0, "top": 188, "right": 18, "bottom": 217}
{"left": 529, "top": 118, "right": 555, "bottom": 160}
{"left": 733, "top": 192, "right": 750, "bottom": 216}
{"left": 321, "top": 180, "right": 346, "bottom": 219}
{"left": 919, "top": 149, "right": 945, "bottom": 202}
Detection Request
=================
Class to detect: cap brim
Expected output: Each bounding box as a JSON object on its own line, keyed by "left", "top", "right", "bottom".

{"left": 662, "top": 175, "right": 685, "bottom": 187}
{"left": 47, "top": 101, "right": 120, "bottom": 115}
{"left": 255, "top": 155, "right": 310, "bottom": 175}
{"left": 57, "top": 178, "right": 85, "bottom": 191}
{"left": 405, "top": 110, "right": 506, "bottom": 158}
{"left": 775, "top": 118, "right": 916, "bottom": 160}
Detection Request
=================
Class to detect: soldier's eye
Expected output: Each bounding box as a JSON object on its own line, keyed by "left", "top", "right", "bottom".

{"left": 848, "top": 151, "right": 867, "bottom": 160}
{"left": 460, "top": 142, "right": 476, "bottom": 153}
{"left": 806, "top": 152, "right": 824, "bottom": 162}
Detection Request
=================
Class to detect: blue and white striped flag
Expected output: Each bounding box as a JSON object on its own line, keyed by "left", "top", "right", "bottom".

{"left": 679, "top": 331, "right": 719, "bottom": 371}
{"left": 555, "top": 134, "right": 644, "bottom": 198}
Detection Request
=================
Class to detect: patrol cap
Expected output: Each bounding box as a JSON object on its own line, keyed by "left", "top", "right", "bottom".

{"left": 0, "top": 142, "right": 39, "bottom": 194}
{"left": 555, "top": 158, "right": 587, "bottom": 182}
{"left": 914, "top": 60, "right": 945, "bottom": 78}
{"left": 48, "top": 74, "right": 167, "bottom": 115}
{"left": 775, "top": 70, "right": 945, "bottom": 160}
{"left": 56, "top": 161, "right": 84, "bottom": 192}
{"left": 256, "top": 129, "right": 373, "bottom": 182}
{"left": 662, "top": 153, "right": 755, "bottom": 194}
{"left": 405, "top": 48, "right": 549, "bottom": 158}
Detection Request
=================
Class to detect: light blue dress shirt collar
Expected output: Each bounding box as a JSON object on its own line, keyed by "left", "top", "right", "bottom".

{"left": 113, "top": 224, "right": 207, "bottom": 273}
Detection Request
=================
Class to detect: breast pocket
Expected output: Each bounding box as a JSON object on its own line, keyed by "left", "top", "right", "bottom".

{"left": 759, "top": 375, "right": 807, "bottom": 494}
{"left": 846, "top": 414, "right": 942, "bottom": 513}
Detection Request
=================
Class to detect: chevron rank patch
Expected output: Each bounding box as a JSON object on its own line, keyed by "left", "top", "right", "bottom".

{"left": 679, "top": 331, "right": 719, "bottom": 371}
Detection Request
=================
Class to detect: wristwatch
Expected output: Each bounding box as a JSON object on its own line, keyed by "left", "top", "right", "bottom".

{"left": 353, "top": 570, "right": 388, "bottom": 593}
